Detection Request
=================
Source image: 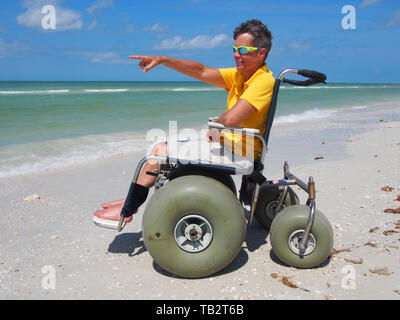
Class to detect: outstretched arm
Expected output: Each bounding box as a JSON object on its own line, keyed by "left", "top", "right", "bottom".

{"left": 130, "top": 55, "right": 226, "bottom": 88}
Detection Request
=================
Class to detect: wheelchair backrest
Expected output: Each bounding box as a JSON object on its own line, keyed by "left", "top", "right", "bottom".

{"left": 262, "top": 69, "right": 327, "bottom": 147}
{"left": 263, "top": 78, "right": 281, "bottom": 147}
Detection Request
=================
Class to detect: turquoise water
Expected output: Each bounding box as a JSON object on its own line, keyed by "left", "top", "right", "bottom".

{"left": 1, "top": 81, "right": 400, "bottom": 178}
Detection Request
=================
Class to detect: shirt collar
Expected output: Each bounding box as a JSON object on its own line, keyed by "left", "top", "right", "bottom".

{"left": 237, "top": 64, "right": 267, "bottom": 87}
{"left": 244, "top": 64, "right": 267, "bottom": 86}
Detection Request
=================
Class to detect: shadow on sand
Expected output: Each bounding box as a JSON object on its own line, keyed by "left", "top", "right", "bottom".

{"left": 106, "top": 220, "right": 330, "bottom": 278}
{"left": 152, "top": 220, "right": 270, "bottom": 279}
{"left": 108, "top": 231, "right": 147, "bottom": 257}
{"left": 269, "top": 249, "right": 331, "bottom": 269}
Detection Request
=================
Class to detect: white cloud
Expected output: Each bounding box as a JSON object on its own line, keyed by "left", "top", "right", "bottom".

{"left": 65, "top": 50, "right": 130, "bottom": 65}
{"left": 143, "top": 23, "right": 168, "bottom": 32}
{"left": 154, "top": 34, "right": 230, "bottom": 50}
{"left": 87, "top": 0, "right": 114, "bottom": 15}
{"left": 213, "top": 24, "right": 227, "bottom": 33}
{"left": 87, "top": 20, "right": 99, "bottom": 30}
{"left": 360, "top": 0, "right": 382, "bottom": 8}
{"left": 0, "top": 38, "right": 29, "bottom": 58}
{"left": 386, "top": 10, "right": 400, "bottom": 27}
{"left": 17, "top": 0, "right": 82, "bottom": 31}
{"left": 288, "top": 41, "right": 311, "bottom": 50}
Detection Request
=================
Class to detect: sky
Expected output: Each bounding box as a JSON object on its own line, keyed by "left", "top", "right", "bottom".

{"left": 0, "top": 0, "right": 399, "bottom": 83}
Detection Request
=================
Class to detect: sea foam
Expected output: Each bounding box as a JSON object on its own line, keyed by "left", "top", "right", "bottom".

{"left": 83, "top": 89, "right": 129, "bottom": 93}
{"left": 0, "top": 89, "right": 70, "bottom": 95}
{"left": 0, "top": 132, "right": 149, "bottom": 178}
{"left": 275, "top": 108, "right": 338, "bottom": 124}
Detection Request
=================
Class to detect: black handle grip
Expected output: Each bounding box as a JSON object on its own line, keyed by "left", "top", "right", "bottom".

{"left": 297, "top": 69, "right": 327, "bottom": 82}
{"left": 282, "top": 69, "right": 327, "bottom": 86}
{"left": 282, "top": 78, "right": 322, "bottom": 87}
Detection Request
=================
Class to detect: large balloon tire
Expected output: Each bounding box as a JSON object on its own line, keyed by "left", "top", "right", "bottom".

{"left": 270, "top": 205, "right": 333, "bottom": 269}
{"left": 142, "top": 175, "right": 246, "bottom": 278}
{"left": 168, "top": 165, "right": 236, "bottom": 195}
{"left": 254, "top": 185, "right": 300, "bottom": 230}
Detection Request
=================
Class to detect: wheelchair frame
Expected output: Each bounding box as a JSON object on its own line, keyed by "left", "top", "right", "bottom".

{"left": 120, "top": 68, "right": 327, "bottom": 253}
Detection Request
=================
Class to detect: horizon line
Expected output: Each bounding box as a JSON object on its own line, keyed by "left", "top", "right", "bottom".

{"left": 1, "top": 80, "right": 399, "bottom": 85}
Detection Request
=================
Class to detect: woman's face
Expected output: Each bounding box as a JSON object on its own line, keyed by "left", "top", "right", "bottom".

{"left": 234, "top": 33, "right": 266, "bottom": 78}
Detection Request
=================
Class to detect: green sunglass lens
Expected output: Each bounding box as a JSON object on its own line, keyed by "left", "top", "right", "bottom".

{"left": 233, "top": 47, "right": 249, "bottom": 54}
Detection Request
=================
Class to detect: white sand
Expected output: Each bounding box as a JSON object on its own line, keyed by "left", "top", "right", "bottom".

{"left": 0, "top": 103, "right": 399, "bottom": 300}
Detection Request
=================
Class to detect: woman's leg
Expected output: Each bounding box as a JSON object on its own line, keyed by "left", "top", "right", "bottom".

{"left": 136, "top": 141, "right": 168, "bottom": 188}
{"left": 93, "top": 142, "right": 168, "bottom": 223}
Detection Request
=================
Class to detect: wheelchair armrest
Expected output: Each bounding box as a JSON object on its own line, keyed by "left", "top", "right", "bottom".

{"left": 207, "top": 120, "right": 268, "bottom": 165}
{"left": 207, "top": 121, "right": 260, "bottom": 135}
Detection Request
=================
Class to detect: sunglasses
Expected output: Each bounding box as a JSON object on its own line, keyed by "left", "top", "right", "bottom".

{"left": 233, "top": 46, "right": 262, "bottom": 55}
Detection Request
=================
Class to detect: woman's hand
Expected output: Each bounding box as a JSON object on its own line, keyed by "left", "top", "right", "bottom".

{"left": 130, "top": 55, "right": 163, "bottom": 73}
{"left": 206, "top": 128, "right": 221, "bottom": 143}
{"left": 206, "top": 117, "right": 222, "bottom": 142}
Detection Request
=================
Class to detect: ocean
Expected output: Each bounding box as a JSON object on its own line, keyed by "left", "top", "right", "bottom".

{"left": 1, "top": 81, "right": 400, "bottom": 178}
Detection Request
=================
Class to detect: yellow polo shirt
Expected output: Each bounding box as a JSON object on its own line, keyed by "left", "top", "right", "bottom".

{"left": 218, "top": 64, "right": 275, "bottom": 158}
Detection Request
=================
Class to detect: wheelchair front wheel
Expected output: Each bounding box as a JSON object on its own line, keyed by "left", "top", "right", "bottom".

{"left": 270, "top": 205, "right": 333, "bottom": 269}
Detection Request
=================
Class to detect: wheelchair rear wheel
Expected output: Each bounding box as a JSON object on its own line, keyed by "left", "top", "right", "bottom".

{"left": 168, "top": 165, "right": 236, "bottom": 195}
{"left": 254, "top": 185, "right": 299, "bottom": 230}
{"left": 142, "top": 175, "right": 246, "bottom": 278}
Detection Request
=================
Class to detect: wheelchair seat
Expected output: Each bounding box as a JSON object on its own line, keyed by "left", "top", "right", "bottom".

{"left": 165, "top": 136, "right": 255, "bottom": 175}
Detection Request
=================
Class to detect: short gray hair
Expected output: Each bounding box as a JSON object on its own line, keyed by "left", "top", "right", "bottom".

{"left": 233, "top": 19, "right": 273, "bottom": 57}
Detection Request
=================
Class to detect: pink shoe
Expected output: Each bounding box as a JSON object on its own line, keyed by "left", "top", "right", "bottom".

{"left": 93, "top": 205, "right": 137, "bottom": 230}
{"left": 100, "top": 198, "right": 125, "bottom": 209}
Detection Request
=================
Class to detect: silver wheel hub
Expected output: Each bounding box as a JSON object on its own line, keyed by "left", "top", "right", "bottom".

{"left": 174, "top": 215, "right": 213, "bottom": 253}
{"left": 185, "top": 224, "right": 203, "bottom": 241}
{"left": 288, "top": 230, "right": 316, "bottom": 256}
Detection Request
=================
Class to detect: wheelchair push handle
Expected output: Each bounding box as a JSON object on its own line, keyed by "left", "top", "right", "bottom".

{"left": 297, "top": 69, "right": 326, "bottom": 82}
{"left": 279, "top": 68, "right": 327, "bottom": 87}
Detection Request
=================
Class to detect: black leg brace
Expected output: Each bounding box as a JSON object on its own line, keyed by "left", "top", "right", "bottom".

{"left": 120, "top": 182, "right": 149, "bottom": 217}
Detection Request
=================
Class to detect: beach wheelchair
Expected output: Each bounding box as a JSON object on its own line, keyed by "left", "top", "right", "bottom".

{"left": 126, "top": 69, "right": 333, "bottom": 278}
